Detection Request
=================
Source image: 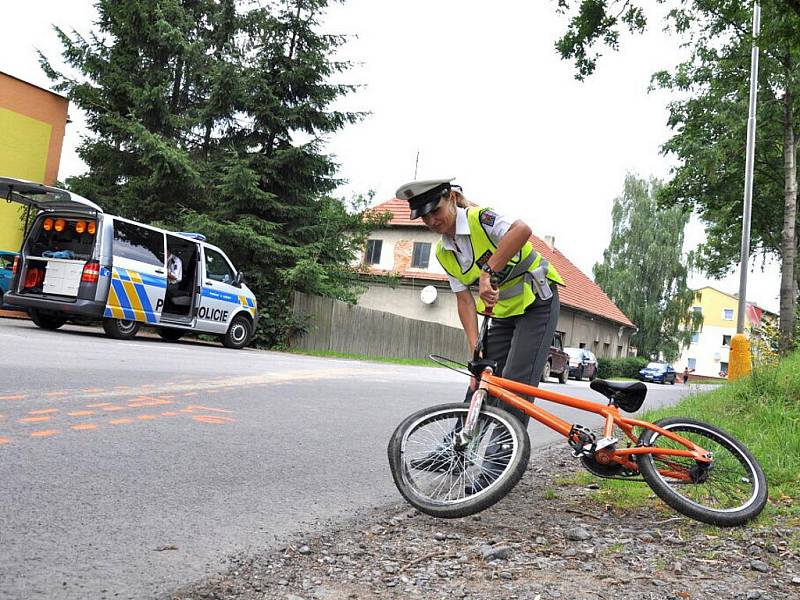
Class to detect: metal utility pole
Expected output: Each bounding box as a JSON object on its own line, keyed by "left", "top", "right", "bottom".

{"left": 730, "top": 1, "right": 761, "bottom": 380}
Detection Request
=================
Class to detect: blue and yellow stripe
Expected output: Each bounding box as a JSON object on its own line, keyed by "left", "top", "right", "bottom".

{"left": 103, "top": 267, "right": 165, "bottom": 323}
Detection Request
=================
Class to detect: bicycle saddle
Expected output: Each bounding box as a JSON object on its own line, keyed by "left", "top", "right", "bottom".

{"left": 590, "top": 379, "right": 647, "bottom": 413}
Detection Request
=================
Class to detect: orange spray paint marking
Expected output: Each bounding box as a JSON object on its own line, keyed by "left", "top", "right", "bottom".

{"left": 0, "top": 395, "right": 26, "bottom": 401}
{"left": 160, "top": 411, "right": 179, "bottom": 417}
{"left": 102, "top": 406, "right": 126, "bottom": 412}
{"left": 137, "top": 414, "right": 158, "bottom": 421}
{"left": 182, "top": 405, "right": 232, "bottom": 414}
{"left": 110, "top": 418, "right": 133, "bottom": 425}
{"left": 192, "top": 415, "right": 235, "bottom": 424}
{"left": 128, "top": 398, "right": 173, "bottom": 408}
{"left": 45, "top": 391, "right": 69, "bottom": 397}
{"left": 18, "top": 416, "right": 51, "bottom": 424}
{"left": 182, "top": 392, "right": 197, "bottom": 397}
{"left": 0, "top": 437, "right": 10, "bottom": 445}
{"left": 86, "top": 402, "right": 114, "bottom": 408}
{"left": 72, "top": 423, "right": 97, "bottom": 431}
{"left": 68, "top": 410, "right": 96, "bottom": 417}
{"left": 82, "top": 388, "right": 105, "bottom": 394}
{"left": 31, "top": 430, "right": 59, "bottom": 437}
{"left": 29, "top": 409, "right": 59, "bottom": 415}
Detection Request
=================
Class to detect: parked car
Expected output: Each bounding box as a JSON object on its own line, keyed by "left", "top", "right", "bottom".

{"left": 542, "top": 331, "right": 570, "bottom": 384}
{"left": 0, "top": 250, "right": 20, "bottom": 309}
{"left": 639, "top": 362, "right": 677, "bottom": 385}
{"left": 565, "top": 347, "right": 598, "bottom": 381}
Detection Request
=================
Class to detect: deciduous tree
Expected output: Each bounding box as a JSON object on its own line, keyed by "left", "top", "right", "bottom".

{"left": 594, "top": 174, "right": 701, "bottom": 361}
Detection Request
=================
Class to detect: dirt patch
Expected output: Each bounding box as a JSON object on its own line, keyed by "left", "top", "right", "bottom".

{"left": 173, "top": 444, "right": 800, "bottom": 600}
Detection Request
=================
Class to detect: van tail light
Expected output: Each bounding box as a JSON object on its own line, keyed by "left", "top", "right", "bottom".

{"left": 81, "top": 261, "right": 100, "bottom": 283}
{"left": 87, "top": 221, "right": 96, "bottom": 235}
{"left": 12, "top": 256, "right": 19, "bottom": 275}
{"left": 24, "top": 267, "right": 44, "bottom": 289}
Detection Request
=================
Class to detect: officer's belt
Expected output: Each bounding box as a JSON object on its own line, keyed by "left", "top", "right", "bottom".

{"left": 495, "top": 257, "right": 551, "bottom": 300}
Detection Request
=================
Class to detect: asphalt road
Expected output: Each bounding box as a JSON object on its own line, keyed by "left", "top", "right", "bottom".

{"left": 0, "top": 318, "right": 711, "bottom": 599}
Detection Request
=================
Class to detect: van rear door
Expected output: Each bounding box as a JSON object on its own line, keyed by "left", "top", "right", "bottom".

{"left": 105, "top": 219, "right": 167, "bottom": 324}
{"left": 0, "top": 177, "right": 103, "bottom": 214}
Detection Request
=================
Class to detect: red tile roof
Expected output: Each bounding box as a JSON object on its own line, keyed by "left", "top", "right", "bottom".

{"left": 367, "top": 199, "right": 635, "bottom": 328}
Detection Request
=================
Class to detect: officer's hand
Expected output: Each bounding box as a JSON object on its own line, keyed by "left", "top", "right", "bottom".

{"left": 479, "top": 272, "right": 499, "bottom": 307}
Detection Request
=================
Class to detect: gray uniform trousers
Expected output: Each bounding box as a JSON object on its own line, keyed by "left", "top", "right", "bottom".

{"left": 466, "top": 286, "right": 560, "bottom": 428}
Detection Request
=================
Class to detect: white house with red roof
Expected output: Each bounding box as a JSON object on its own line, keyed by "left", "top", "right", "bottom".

{"left": 357, "top": 198, "right": 637, "bottom": 358}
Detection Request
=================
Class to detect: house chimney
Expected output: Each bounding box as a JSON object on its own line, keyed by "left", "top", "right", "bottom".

{"left": 544, "top": 235, "right": 555, "bottom": 250}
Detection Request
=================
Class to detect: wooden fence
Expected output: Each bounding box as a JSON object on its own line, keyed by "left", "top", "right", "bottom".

{"left": 290, "top": 291, "right": 469, "bottom": 361}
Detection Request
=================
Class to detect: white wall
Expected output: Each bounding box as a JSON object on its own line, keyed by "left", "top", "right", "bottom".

{"left": 362, "top": 229, "right": 447, "bottom": 276}
{"left": 676, "top": 324, "right": 734, "bottom": 377}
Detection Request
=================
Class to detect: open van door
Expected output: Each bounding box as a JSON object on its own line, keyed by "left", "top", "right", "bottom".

{"left": 0, "top": 177, "right": 103, "bottom": 214}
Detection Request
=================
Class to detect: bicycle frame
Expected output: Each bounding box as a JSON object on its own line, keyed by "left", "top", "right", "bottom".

{"left": 473, "top": 369, "right": 712, "bottom": 480}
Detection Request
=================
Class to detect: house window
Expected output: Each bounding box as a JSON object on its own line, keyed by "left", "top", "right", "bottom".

{"left": 722, "top": 335, "right": 731, "bottom": 347}
{"left": 723, "top": 308, "right": 734, "bottom": 321}
{"left": 579, "top": 342, "right": 586, "bottom": 349}
{"left": 364, "top": 239, "right": 382, "bottom": 265}
{"left": 692, "top": 306, "right": 702, "bottom": 315}
{"left": 411, "top": 242, "right": 431, "bottom": 269}
{"left": 720, "top": 361, "right": 729, "bottom": 376}
{"left": 617, "top": 345, "right": 623, "bottom": 357}
{"left": 688, "top": 357, "right": 696, "bottom": 370}
{"left": 691, "top": 331, "right": 700, "bottom": 343}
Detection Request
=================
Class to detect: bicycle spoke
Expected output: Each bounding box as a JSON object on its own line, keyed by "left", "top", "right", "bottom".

{"left": 402, "top": 410, "right": 518, "bottom": 504}
{"left": 648, "top": 426, "right": 757, "bottom": 512}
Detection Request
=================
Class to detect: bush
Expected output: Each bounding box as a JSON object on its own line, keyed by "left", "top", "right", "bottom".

{"left": 597, "top": 356, "right": 649, "bottom": 379}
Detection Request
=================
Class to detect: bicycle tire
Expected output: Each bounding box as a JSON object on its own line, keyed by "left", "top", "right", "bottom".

{"left": 387, "top": 403, "right": 530, "bottom": 519}
{"left": 638, "top": 417, "right": 768, "bottom": 526}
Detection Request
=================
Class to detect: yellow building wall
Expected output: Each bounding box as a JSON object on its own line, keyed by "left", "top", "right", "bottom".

{"left": 0, "top": 71, "right": 69, "bottom": 252}
{"left": 0, "top": 108, "right": 52, "bottom": 251}
{"left": 693, "top": 287, "right": 747, "bottom": 330}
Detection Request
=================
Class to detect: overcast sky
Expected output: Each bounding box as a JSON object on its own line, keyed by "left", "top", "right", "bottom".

{"left": 2, "top": 0, "right": 781, "bottom": 312}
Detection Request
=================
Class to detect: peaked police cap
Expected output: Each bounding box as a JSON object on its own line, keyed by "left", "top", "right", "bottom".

{"left": 395, "top": 177, "right": 457, "bottom": 219}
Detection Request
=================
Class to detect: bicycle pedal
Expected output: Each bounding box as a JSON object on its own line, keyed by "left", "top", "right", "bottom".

{"left": 567, "top": 424, "right": 596, "bottom": 457}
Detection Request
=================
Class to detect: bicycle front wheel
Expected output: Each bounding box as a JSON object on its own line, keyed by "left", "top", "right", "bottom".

{"left": 638, "top": 417, "right": 768, "bottom": 526}
{"left": 387, "top": 402, "right": 530, "bottom": 519}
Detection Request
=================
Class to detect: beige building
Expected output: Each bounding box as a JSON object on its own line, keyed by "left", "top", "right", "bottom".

{"left": 357, "top": 199, "right": 636, "bottom": 357}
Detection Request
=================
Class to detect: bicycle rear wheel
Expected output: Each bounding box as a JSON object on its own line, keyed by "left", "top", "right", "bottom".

{"left": 638, "top": 417, "right": 768, "bottom": 526}
{"left": 387, "top": 402, "right": 530, "bottom": 519}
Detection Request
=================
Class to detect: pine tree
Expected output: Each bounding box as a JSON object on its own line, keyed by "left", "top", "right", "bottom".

{"left": 40, "top": 0, "right": 380, "bottom": 347}
{"left": 594, "top": 174, "right": 701, "bottom": 361}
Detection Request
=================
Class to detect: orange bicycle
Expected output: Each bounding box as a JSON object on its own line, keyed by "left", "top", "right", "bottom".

{"left": 388, "top": 316, "right": 768, "bottom": 526}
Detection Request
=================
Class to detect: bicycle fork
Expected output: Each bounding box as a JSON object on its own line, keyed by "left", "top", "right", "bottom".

{"left": 457, "top": 367, "right": 493, "bottom": 445}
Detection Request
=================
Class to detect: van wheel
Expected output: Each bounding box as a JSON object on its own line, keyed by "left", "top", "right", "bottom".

{"left": 158, "top": 328, "right": 184, "bottom": 342}
{"left": 558, "top": 366, "right": 569, "bottom": 384}
{"left": 29, "top": 308, "right": 67, "bottom": 330}
{"left": 222, "top": 314, "right": 252, "bottom": 349}
{"left": 102, "top": 318, "right": 141, "bottom": 340}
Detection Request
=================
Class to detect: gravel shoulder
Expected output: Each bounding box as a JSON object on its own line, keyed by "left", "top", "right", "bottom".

{"left": 173, "top": 443, "right": 800, "bottom": 600}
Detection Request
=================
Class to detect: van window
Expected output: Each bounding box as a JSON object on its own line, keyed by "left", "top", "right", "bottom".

{"left": 28, "top": 217, "right": 96, "bottom": 260}
{"left": 113, "top": 221, "right": 165, "bottom": 267}
{"left": 205, "top": 248, "right": 235, "bottom": 283}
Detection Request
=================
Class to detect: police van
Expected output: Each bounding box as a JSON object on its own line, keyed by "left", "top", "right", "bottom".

{"left": 1, "top": 177, "right": 257, "bottom": 349}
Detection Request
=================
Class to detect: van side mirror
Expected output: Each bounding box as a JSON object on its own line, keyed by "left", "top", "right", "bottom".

{"left": 234, "top": 271, "right": 244, "bottom": 287}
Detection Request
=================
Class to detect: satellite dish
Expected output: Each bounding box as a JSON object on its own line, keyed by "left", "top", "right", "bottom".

{"left": 420, "top": 285, "right": 438, "bottom": 305}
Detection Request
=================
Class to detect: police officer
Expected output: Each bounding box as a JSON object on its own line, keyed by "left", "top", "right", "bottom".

{"left": 396, "top": 178, "right": 565, "bottom": 491}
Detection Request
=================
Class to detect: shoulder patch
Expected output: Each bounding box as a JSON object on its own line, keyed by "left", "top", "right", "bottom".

{"left": 480, "top": 210, "right": 497, "bottom": 226}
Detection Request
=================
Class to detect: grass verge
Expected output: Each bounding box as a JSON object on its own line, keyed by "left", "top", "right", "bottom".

{"left": 578, "top": 351, "right": 800, "bottom": 522}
